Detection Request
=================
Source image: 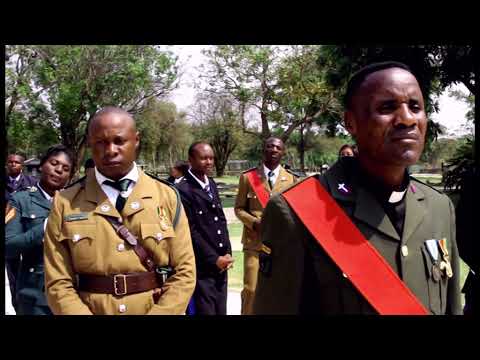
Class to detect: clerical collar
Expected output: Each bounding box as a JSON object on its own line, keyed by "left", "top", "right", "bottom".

{"left": 355, "top": 161, "right": 409, "bottom": 205}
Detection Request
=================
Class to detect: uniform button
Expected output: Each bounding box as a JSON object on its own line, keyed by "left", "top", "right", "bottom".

{"left": 156, "top": 233, "right": 163, "bottom": 241}
{"left": 30, "top": 214, "right": 36, "bottom": 219}
{"left": 217, "top": 230, "right": 221, "bottom": 235}
{"left": 401, "top": 245, "right": 409, "bottom": 257}
{"left": 118, "top": 304, "right": 127, "bottom": 313}
{"left": 212, "top": 204, "right": 216, "bottom": 208}
{"left": 214, "top": 217, "right": 218, "bottom": 221}
{"left": 73, "top": 234, "right": 81, "bottom": 242}
{"left": 117, "top": 243, "right": 125, "bottom": 252}
{"left": 198, "top": 210, "right": 203, "bottom": 215}
{"left": 342, "top": 272, "right": 348, "bottom": 278}
{"left": 118, "top": 217, "right": 123, "bottom": 223}
{"left": 29, "top": 267, "right": 35, "bottom": 273}
{"left": 219, "top": 243, "right": 223, "bottom": 248}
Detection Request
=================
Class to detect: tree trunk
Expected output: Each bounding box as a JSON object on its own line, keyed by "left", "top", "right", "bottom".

{"left": 299, "top": 124, "right": 306, "bottom": 172}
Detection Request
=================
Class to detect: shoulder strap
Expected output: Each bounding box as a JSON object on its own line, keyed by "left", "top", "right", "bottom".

{"left": 245, "top": 169, "right": 270, "bottom": 208}
{"left": 146, "top": 172, "right": 181, "bottom": 229}
{"left": 282, "top": 177, "right": 429, "bottom": 315}
{"left": 101, "top": 215, "right": 156, "bottom": 272}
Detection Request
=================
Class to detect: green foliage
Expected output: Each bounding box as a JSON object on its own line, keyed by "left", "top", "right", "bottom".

{"left": 6, "top": 45, "right": 180, "bottom": 174}
{"left": 136, "top": 99, "right": 193, "bottom": 171}
{"left": 444, "top": 136, "right": 475, "bottom": 191}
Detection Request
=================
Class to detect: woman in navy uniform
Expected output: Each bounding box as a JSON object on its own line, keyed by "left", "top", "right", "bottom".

{"left": 6, "top": 145, "right": 73, "bottom": 315}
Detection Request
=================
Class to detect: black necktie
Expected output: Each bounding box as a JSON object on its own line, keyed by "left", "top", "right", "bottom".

{"left": 103, "top": 179, "right": 132, "bottom": 212}
{"left": 268, "top": 171, "right": 275, "bottom": 189}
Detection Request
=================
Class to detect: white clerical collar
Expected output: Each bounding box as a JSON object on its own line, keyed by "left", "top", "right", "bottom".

{"left": 263, "top": 164, "right": 280, "bottom": 177}
{"left": 188, "top": 168, "right": 209, "bottom": 189}
{"left": 388, "top": 189, "right": 407, "bottom": 204}
{"left": 37, "top": 182, "right": 53, "bottom": 202}
{"left": 95, "top": 162, "right": 139, "bottom": 187}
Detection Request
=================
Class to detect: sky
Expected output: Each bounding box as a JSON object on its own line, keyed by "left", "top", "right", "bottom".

{"left": 167, "top": 45, "right": 472, "bottom": 138}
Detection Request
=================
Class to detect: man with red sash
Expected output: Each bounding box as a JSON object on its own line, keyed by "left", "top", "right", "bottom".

{"left": 234, "top": 137, "right": 298, "bottom": 314}
{"left": 253, "top": 62, "right": 462, "bottom": 315}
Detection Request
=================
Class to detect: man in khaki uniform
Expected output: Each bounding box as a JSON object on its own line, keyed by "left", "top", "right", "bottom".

{"left": 44, "top": 107, "right": 196, "bottom": 315}
{"left": 234, "top": 137, "right": 297, "bottom": 314}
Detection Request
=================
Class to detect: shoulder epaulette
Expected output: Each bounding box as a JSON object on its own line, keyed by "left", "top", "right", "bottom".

{"left": 65, "top": 175, "right": 86, "bottom": 189}
{"left": 285, "top": 168, "right": 303, "bottom": 178}
{"left": 410, "top": 176, "right": 444, "bottom": 194}
{"left": 242, "top": 166, "right": 257, "bottom": 174}
{"left": 146, "top": 172, "right": 181, "bottom": 229}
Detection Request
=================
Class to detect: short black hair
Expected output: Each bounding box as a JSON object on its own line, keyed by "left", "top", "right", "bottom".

{"left": 173, "top": 160, "right": 189, "bottom": 174}
{"left": 338, "top": 144, "right": 354, "bottom": 156}
{"left": 39, "top": 144, "right": 74, "bottom": 174}
{"left": 188, "top": 141, "right": 211, "bottom": 158}
{"left": 8, "top": 153, "right": 26, "bottom": 162}
{"left": 87, "top": 106, "right": 135, "bottom": 135}
{"left": 344, "top": 61, "right": 413, "bottom": 110}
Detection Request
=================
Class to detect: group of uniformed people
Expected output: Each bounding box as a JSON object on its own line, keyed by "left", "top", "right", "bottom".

{"left": 4, "top": 61, "right": 477, "bottom": 315}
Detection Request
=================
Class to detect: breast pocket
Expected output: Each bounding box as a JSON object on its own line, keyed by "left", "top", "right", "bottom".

{"left": 21, "top": 210, "right": 49, "bottom": 228}
{"left": 140, "top": 223, "right": 176, "bottom": 266}
{"left": 59, "top": 224, "right": 97, "bottom": 272}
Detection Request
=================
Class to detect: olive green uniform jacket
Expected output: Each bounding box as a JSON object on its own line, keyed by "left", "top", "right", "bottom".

{"left": 254, "top": 158, "right": 462, "bottom": 315}
{"left": 43, "top": 169, "right": 196, "bottom": 315}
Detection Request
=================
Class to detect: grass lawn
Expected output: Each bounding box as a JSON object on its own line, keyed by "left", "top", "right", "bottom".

{"left": 228, "top": 250, "right": 244, "bottom": 292}
{"left": 228, "top": 222, "right": 243, "bottom": 239}
{"left": 214, "top": 175, "right": 240, "bottom": 185}
{"left": 221, "top": 197, "right": 236, "bottom": 209}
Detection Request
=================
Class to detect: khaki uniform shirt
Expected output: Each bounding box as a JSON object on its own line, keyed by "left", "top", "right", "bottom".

{"left": 43, "top": 168, "right": 196, "bottom": 315}
{"left": 234, "top": 165, "right": 297, "bottom": 251}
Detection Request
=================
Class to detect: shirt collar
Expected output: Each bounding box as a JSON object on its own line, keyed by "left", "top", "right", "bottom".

{"left": 95, "top": 162, "right": 139, "bottom": 187}
{"left": 188, "top": 168, "right": 209, "bottom": 189}
{"left": 263, "top": 164, "right": 280, "bottom": 178}
{"left": 37, "top": 182, "right": 53, "bottom": 202}
{"left": 9, "top": 174, "right": 22, "bottom": 182}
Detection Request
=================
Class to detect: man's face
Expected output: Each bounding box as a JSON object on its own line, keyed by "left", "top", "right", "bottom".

{"left": 88, "top": 112, "right": 139, "bottom": 180}
{"left": 7, "top": 155, "right": 24, "bottom": 177}
{"left": 263, "top": 138, "right": 285, "bottom": 167}
{"left": 345, "top": 68, "right": 427, "bottom": 168}
{"left": 189, "top": 144, "right": 214, "bottom": 176}
{"left": 40, "top": 152, "right": 72, "bottom": 191}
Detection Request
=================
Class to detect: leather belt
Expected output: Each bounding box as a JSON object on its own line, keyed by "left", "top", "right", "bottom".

{"left": 78, "top": 272, "right": 159, "bottom": 296}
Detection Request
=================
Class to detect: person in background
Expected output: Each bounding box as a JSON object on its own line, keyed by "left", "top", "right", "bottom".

{"left": 339, "top": 144, "right": 356, "bottom": 158}
{"left": 5, "top": 153, "right": 38, "bottom": 313}
{"left": 167, "top": 160, "right": 189, "bottom": 184}
{"left": 6, "top": 145, "right": 73, "bottom": 315}
{"left": 177, "top": 142, "right": 233, "bottom": 315}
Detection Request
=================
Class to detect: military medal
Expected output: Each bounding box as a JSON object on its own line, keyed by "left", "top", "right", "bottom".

{"left": 432, "top": 262, "right": 442, "bottom": 282}
{"left": 438, "top": 238, "right": 453, "bottom": 278}
{"left": 158, "top": 207, "right": 169, "bottom": 230}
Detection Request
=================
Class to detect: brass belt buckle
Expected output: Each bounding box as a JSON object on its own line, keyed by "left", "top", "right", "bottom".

{"left": 114, "top": 274, "right": 127, "bottom": 296}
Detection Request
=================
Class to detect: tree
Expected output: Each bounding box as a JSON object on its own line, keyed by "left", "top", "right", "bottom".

{"left": 190, "top": 93, "right": 244, "bottom": 177}
{"left": 316, "top": 45, "right": 475, "bottom": 147}
{"left": 199, "top": 45, "right": 341, "bottom": 146}
{"left": 136, "top": 99, "right": 192, "bottom": 172}
{"left": 6, "top": 45, "right": 180, "bottom": 174}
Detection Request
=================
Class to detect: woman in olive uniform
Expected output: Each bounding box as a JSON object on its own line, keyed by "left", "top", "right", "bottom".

{"left": 5, "top": 145, "right": 73, "bottom": 315}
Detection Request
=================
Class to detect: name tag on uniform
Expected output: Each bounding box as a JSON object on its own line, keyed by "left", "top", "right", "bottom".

{"left": 64, "top": 213, "right": 89, "bottom": 222}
